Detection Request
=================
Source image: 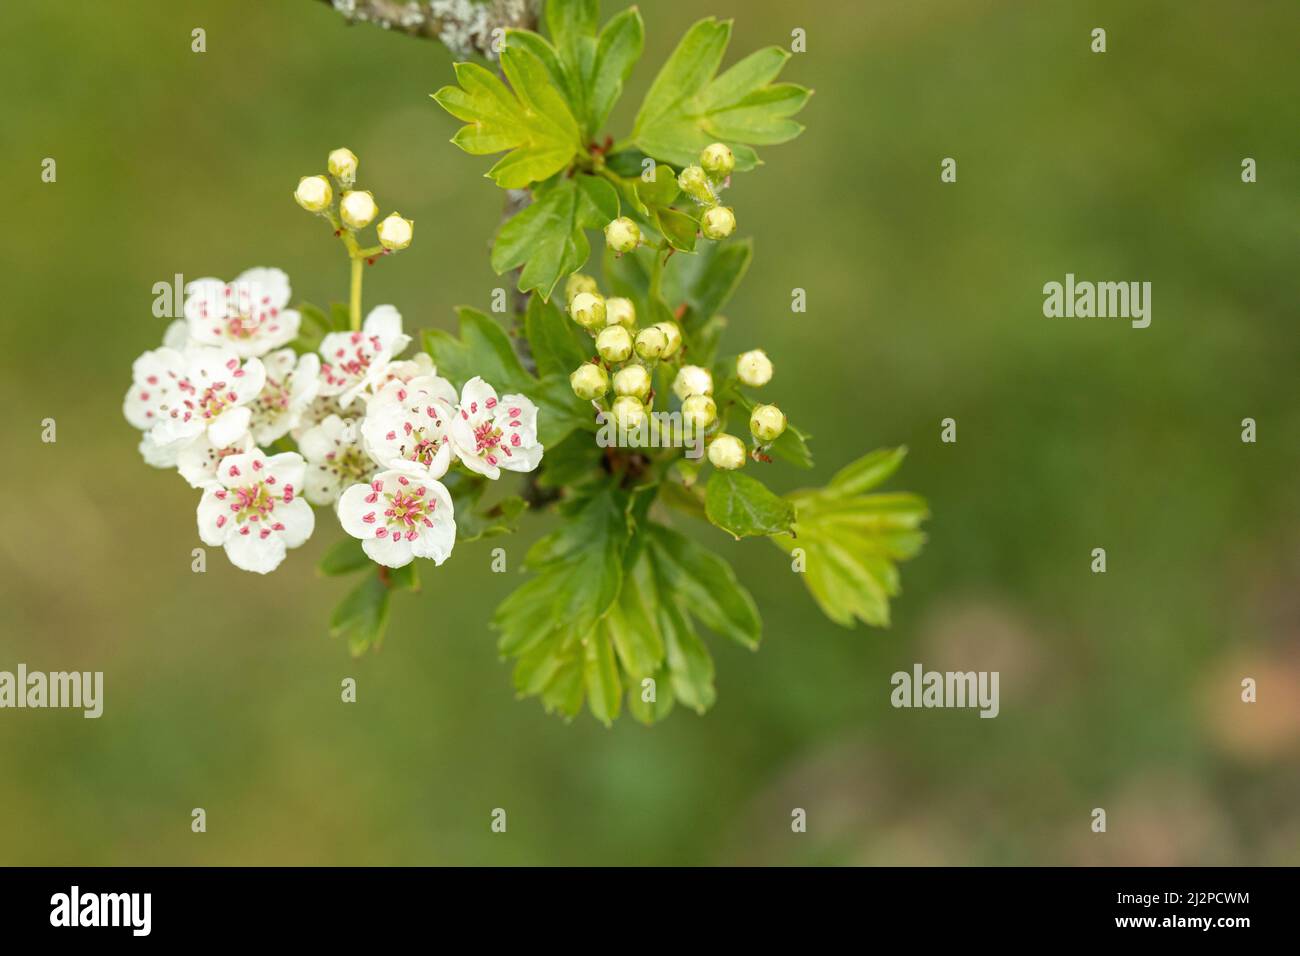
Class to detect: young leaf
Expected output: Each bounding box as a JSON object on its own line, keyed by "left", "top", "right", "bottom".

{"left": 705, "top": 469, "right": 796, "bottom": 539}
{"left": 523, "top": 288, "right": 593, "bottom": 379}
{"left": 770, "top": 448, "right": 929, "bottom": 628}
{"left": 491, "top": 173, "right": 619, "bottom": 300}
{"left": 631, "top": 18, "right": 811, "bottom": 171}
{"left": 588, "top": 8, "right": 645, "bottom": 133}
{"left": 646, "top": 524, "right": 760, "bottom": 649}
{"left": 317, "top": 537, "right": 371, "bottom": 576}
{"left": 330, "top": 573, "right": 390, "bottom": 657}
{"left": 432, "top": 47, "right": 583, "bottom": 189}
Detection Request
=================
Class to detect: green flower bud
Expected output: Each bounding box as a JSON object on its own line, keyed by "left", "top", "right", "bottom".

{"left": 604, "top": 216, "right": 641, "bottom": 254}
{"left": 700, "top": 142, "right": 735, "bottom": 180}
{"left": 681, "top": 394, "right": 717, "bottom": 430}
{"left": 612, "top": 395, "right": 647, "bottom": 430}
{"left": 596, "top": 325, "right": 634, "bottom": 364}
{"left": 677, "top": 165, "right": 716, "bottom": 204}
{"left": 377, "top": 212, "right": 414, "bottom": 250}
{"left": 569, "top": 291, "right": 606, "bottom": 331}
{"left": 612, "top": 364, "right": 651, "bottom": 399}
{"left": 634, "top": 325, "right": 668, "bottom": 360}
{"left": 672, "top": 364, "right": 713, "bottom": 400}
{"left": 707, "top": 433, "right": 747, "bottom": 470}
{"left": 569, "top": 363, "right": 609, "bottom": 401}
{"left": 653, "top": 321, "right": 682, "bottom": 359}
{"left": 294, "top": 175, "right": 332, "bottom": 213}
{"left": 736, "top": 348, "right": 773, "bottom": 387}
{"left": 565, "top": 273, "right": 599, "bottom": 306}
{"left": 701, "top": 205, "right": 736, "bottom": 240}
{"left": 749, "top": 403, "right": 787, "bottom": 443}
{"left": 328, "top": 147, "right": 358, "bottom": 185}
{"left": 605, "top": 297, "right": 636, "bottom": 328}
{"left": 339, "top": 190, "right": 378, "bottom": 229}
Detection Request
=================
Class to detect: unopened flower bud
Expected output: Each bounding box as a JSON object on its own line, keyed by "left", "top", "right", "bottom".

{"left": 596, "top": 325, "right": 634, "bottom": 363}
{"left": 635, "top": 326, "right": 669, "bottom": 360}
{"left": 569, "top": 291, "right": 606, "bottom": 331}
{"left": 682, "top": 394, "right": 717, "bottom": 430}
{"left": 565, "top": 273, "right": 599, "bottom": 305}
{"left": 377, "top": 212, "right": 414, "bottom": 250}
{"left": 736, "top": 349, "right": 773, "bottom": 387}
{"left": 604, "top": 217, "right": 641, "bottom": 254}
{"left": 612, "top": 395, "right": 647, "bottom": 430}
{"left": 569, "top": 363, "right": 609, "bottom": 401}
{"left": 700, "top": 142, "right": 735, "bottom": 180}
{"left": 672, "top": 364, "right": 713, "bottom": 400}
{"left": 340, "top": 190, "right": 378, "bottom": 229}
{"left": 653, "top": 321, "right": 682, "bottom": 359}
{"left": 708, "top": 433, "right": 747, "bottom": 470}
{"left": 677, "top": 165, "right": 715, "bottom": 204}
{"left": 749, "top": 403, "right": 787, "bottom": 443}
{"left": 605, "top": 297, "right": 636, "bottom": 328}
{"left": 612, "top": 365, "right": 651, "bottom": 399}
{"left": 701, "top": 205, "right": 736, "bottom": 240}
{"left": 328, "top": 147, "right": 358, "bottom": 184}
{"left": 295, "top": 175, "right": 332, "bottom": 213}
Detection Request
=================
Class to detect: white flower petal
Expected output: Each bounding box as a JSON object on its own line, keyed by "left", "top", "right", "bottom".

{"left": 224, "top": 530, "right": 288, "bottom": 574}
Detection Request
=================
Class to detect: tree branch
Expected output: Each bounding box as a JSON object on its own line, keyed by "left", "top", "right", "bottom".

{"left": 316, "top": 0, "right": 540, "bottom": 59}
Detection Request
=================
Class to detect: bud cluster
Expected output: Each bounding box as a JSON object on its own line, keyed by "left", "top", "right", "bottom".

{"left": 564, "top": 271, "right": 788, "bottom": 472}
{"left": 295, "top": 147, "right": 414, "bottom": 253}
{"left": 678, "top": 142, "right": 737, "bottom": 241}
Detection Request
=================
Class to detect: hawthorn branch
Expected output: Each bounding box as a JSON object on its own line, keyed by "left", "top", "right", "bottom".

{"left": 315, "top": 0, "right": 540, "bottom": 59}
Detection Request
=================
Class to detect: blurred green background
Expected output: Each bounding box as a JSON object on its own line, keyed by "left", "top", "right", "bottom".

{"left": 2, "top": 0, "right": 1298, "bottom": 865}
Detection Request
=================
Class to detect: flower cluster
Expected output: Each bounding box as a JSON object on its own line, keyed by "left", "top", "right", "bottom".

{"left": 123, "top": 150, "right": 543, "bottom": 574}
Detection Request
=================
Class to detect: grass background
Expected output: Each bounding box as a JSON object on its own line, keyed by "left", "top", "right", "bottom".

{"left": 0, "top": 0, "right": 1297, "bottom": 864}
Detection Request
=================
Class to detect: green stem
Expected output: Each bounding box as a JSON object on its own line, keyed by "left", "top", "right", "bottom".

{"left": 349, "top": 257, "right": 363, "bottom": 331}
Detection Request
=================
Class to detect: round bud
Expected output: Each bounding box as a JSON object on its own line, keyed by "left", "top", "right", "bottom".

{"left": 672, "top": 364, "right": 713, "bottom": 400}
{"left": 700, "top": 142, "right": 735, "bottom": 180}
{"left": 634, "top": 326, "right": 668, "bottom": 360}
{"left": 612, "top": 365, "right": 651, "bottom": 400}
{"left": 596, "top": 325, "right": 634, "bottom": 364}
{"left": 569, "top": 363, "right": 609, "bottom": 401}
{"left": 749, "top": 403, "right": 787, "bottom": 443}
{"left": 611, "top": 395, "right": 647, "bottom": 431}
{"left": 605, "top": 297, "right": 636, "bottom": 328}
{"left": 604, "top": 217, "right": 641, "bottom": 254}
{"left": 736, "top": 349, "right": 773, "bottom": 387}
{"left": 701, "top": 206, "right": 736, "bottom": 240}
{"left": 707, "top": 433, "right": 747, "bottom": 470}
{"left": 565, "top": 273, "right": 599, "bottom": 306}
{"left": 377, "top": 213, "right": 414, "bottom": 250}
{"left": 681, "top": 394, "right": 717, "bottom": 430}
{"left": 569, "top": 291, "right": 607, "bottom": 331}
{"left": 294, "top": 175, "right": 332, "bottom": 213}
{"left": 339, "top": 190, "right": 378, "bottom": 229}
{"left": 677, "top": 165, "right": 715, "bottom": 205}
{"left": 653, "top": 321, "right": 682, "bottom": 359}
{"left": 328, "top": 147, "right": 359, "bottom": 184}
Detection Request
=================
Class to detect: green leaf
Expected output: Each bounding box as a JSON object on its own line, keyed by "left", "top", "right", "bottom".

{"left": 771, "top": 448, "right": 928, "bottom": 628}
{"left": 589, "top": 8, "right": 645, "bottom": 133}
{"left": 647, "top": 524, "right": 760, "bottom": 649}
{"left": 705, "top": 469, "right": 795, "bottom": 539}
{"left": 721, "top": 383, "right": 813, "bottom": 469}
{"left": 491, "top": 172, "right": 619, "bottom": 300}
{"left": 494, "top": 483, "right": 632, "bottom": 657}
{"left": 432, "top": 47, "right": 583, "bottom": 189}
{"left": 317, "top": 537, "right": 371, "bottom": 576}
{"left": 421, "top": 306, "right": 590, "bottom": 447}
{"left": 524, "top": 289, "right": 593, "bottom": 379}
{"left": 330, "top": 573, "right": 390, "bottom": 657}
{"left": 632, "top": 18, "right": 811, "bottom": 171}
{"left": 494, "top": 483, "right": 760, "bottom": 723}
{"left": 668, "top": 238, "right": 752, "bottom": 328}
